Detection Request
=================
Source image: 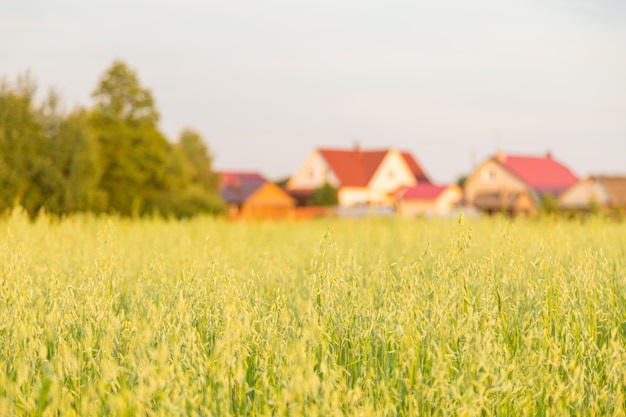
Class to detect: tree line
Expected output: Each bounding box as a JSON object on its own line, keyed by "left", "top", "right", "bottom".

{"left": 0, "top": 60, "right": 224, "bottom": 218}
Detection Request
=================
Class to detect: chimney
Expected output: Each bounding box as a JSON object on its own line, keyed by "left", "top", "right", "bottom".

{"left": 546, "top": 149, "right": 553, "bottom": 159}
{"left": 495, "top": 150, "right": 506, "bottom": 163}
{"left": 353, "top": 140, "right": 361, "bottom": 155}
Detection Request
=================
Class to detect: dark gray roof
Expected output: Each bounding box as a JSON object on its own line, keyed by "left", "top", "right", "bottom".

{"left": 220, "top": 175, "right": 267, "bottom": 205}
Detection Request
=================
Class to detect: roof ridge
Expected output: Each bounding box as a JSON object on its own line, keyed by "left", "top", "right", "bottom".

{"left": 493, "top": 152, "right": 578, "bottom": 195}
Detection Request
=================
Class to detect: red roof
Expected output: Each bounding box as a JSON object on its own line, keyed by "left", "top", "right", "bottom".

{"left": 398, "top": 184, "right": 449, "bottom": 200}
{"left": 497, "top": 154, "right": 578, "bottom": 195}
{"left": 219, "top": 172, "right": 264, "bottom": 189}
{"left": 318, "top": 148, "right": 430, "bottom": 187}
{"left": 318, "top": 149, "right": 385, "bottom": 187}
{"left": 401, "top": 152, "right": 431, "bottom": 183}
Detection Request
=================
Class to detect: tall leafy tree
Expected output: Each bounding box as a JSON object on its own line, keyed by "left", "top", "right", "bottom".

{"left": 90, "top": 60, "right": 172, "bottom": 216}
{"left": 0, "top": 73, "right": 56, "bottom": 217}
{"left": 170, "top": 129, "right": 224, "bottom": 216}
{"left": 89, "top": 60, "right": 223, "bottom": 217}
{"left": 177, "top": 128, "right": 219, "bottom": 190}
{"left": 48, "top": 109, "right": 105, "bottom": 213}
{"left": 0, "top": 63, "right": 224, "bottom": 218}
{"left": 91, "top": 60, "right": 159, "bottom": 128}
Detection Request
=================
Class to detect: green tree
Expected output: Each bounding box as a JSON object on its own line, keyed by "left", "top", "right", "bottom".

{"left": 1, "top": 63, "right": 223, "bottom": 218}
{"left": 164, "top": 128, "right": 223, "bottom": 216}
{"left": 48, "top": 109, "right": 105, "bottom": 213}
{"left": 90, "top": 61, "right": 223, "bottom": 218}
{"left": 177, "top": 128, "right": 219, "bottom": 189}
{"left": 539, "top": 193, "right": 559, "bottom": 216}
{"left": 90, "top": 60, "right": 173, "bottom": 216}
{"left": 312, "top": 182, "right": 338, "bottom": 206}
{"left": 0, "top": 73, "right": 57, "bottom": 217}
{"left": 91, "top": 60, "right": 159, "bottom": 127}
{"left": 274, "top": 177, "right": 290, "bottom": 189}
{"left": 588, "top": 198, "right": 601, "bottom": 218}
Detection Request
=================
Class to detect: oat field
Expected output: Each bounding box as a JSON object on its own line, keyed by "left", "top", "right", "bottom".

{"left": 1, "top": 209, "right": 626, "bottom": 416}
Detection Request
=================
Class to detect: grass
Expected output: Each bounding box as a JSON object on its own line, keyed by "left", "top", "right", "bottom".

{"left": 1, "top": 209, "right": 625, "bottom": 416}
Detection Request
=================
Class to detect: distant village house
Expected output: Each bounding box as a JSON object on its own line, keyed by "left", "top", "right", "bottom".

{"left": 396, "top": 183, "right": 463, "bottom": 218}
{"left": 286, "top": 145, "right": 430, "bottom": 208}
{"left": 464, "top": 151, "right": 579, "bottom": 215}
{"left": 559, "top": 176, "right": 626, "bottom": 215}
{"left": 220, "top": 172, "right": 295, "bottom": 220}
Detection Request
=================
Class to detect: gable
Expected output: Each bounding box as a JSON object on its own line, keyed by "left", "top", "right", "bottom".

{"left": 401, "top": 152, "right": 430, "bottom": 183}
{"left": 464, "top": 159, "right": 529, "bottom": 203}
{"left": 286, "top": 150, "right": 339, "bottom": 191}
{"left": 287, "top": 147, "right": 430, "bottom": 200}
{"left": 559, "top": 178, "right": 608, "bottom": 208}
{"left": 560, "top": 176, "right": 626, "bottom": 208}
{"left": 369, "top": 149, "right": 417, "bottom": 191}
{"left": 247, "top": 182, "right": 295, "bottom": 207}
{"left": 319, "top": 149, "right": 387, "bottom": 187}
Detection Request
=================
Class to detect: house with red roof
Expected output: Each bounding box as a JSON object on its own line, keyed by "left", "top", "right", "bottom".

{"left": 220, "top": 172, "right": 295, "bottom": 220}
{"left": 559, "top": 176, "right": 626, "bottom": 213}
{"left": 464, "top": 151, "right": 579, "bottom": 215}
{"left": 286, "top": 145, "right": 430, "bottom": 207}
{"left": 396, "top": 183, "right": 463, "bottom": 218}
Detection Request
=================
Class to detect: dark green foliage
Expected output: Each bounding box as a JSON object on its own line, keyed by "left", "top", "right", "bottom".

{"left": 88, "top": 60, "right": 222, "bottom": 218}
{"left": 90, "top": 61, "right": 176, "bottom": 216}
{"left": 146, "top": 186, "right": 224, "bottom": 218}
{"left": 46, "top": 105, "right": 105, "bottom": 214}
{"left": 539, "top": 193, "right": 559, "bottom": 216}
{"left": 0, "top": 77, "right": 106, "bottom": 217}
{"left": 0, "top": 74, "right": 59, "bottom": 217}
{"left": 172, "top": 129, "right": 224, "bottom": 216}
{"left": 274, "top": 177, "right": 290, "bottom": 189}
{"left": 312, "top": 182, "right": 338, "bottom": 206}
{"left": 0, "top": 61, "right": 223, "bottom": 218}
{"left": 177, "top": 129, "right": 218, "bottom": 189}
{"left": 91, "top": 60, "right": 159, "bottom": 128}
{"left": 588, "top": 198, "right": 601, "bottom": 217}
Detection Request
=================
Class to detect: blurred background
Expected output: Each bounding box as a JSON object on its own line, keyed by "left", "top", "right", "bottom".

{"left": 2, "top": 0, "right": 625, "bottom": 184}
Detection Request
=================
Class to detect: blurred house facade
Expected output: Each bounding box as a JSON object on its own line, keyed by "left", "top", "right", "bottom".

{"left": 286, "top": 145, "right": 430, "bottom": 208}
{"left": 219, "top": 172, "right": 295, "bottom": 220}
{"left": 218, "top": 148, "right": 625, "bottom": 220}
{"left": 464, "top": 151, "right": 579, "bottom": 215}
{"left": 396, "top": 183, "right": 463, "bottom": 218}
{"left": 560, "top": 176, "right": 626, "bottom": 214}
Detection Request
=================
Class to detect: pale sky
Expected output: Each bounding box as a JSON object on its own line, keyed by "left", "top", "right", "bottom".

{"left": 2, "top": 0, "right": 625, "bottom": 183}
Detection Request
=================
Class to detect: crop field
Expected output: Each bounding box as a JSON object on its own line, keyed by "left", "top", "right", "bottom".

{"left": 1, "top": 210, "right": 626, "bottom": 416}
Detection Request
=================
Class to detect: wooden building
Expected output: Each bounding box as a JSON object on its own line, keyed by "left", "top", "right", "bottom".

{"left": 220, "top": 172, "right": 295, "bottom": 220}
{"left": 464, "top": 151, "right": 578, "bottom": 215}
